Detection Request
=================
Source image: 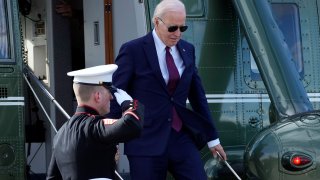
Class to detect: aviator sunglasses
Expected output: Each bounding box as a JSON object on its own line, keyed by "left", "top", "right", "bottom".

{"left": 157, "top": 17, "right": 188, "bottom": 32}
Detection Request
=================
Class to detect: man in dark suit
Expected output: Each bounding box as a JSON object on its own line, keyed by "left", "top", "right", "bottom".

{"left": 47, "top": 65, "right": 144, "bottom": 180}
{"left": 109, "top": 0, "right": 227, "bottom": 179}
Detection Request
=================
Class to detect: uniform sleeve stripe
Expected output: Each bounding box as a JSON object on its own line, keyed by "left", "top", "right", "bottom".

{"left": 102, "top": 118, "right": 117, "bottom": 125}
{"left": 124, "top": 111, "right": 140, "bottom": 120}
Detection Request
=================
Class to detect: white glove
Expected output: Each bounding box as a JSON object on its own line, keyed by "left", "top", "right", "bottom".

{"left": 114, "top": 88, "right": 133, "bottom": 105}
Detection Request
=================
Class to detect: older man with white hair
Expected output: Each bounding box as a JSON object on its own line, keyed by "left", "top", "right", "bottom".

{"left": 109, "top": 0, "right": 227, "bottom": 179}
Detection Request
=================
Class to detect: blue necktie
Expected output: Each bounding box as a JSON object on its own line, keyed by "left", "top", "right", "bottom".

{"left": 165, "top": 47, "right": 182, "bottom": 131}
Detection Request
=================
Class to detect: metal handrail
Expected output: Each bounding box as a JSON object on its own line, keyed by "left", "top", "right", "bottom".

{"left": 23, "top": 68, "right": 61, "bottom": 133}
{"left": 23, "top": 66, "right": 71, "bottom": 121}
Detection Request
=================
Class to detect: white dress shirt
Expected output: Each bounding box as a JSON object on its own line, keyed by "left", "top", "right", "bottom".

{"left": 152, "top": 29, "right": 220, "bottom": 148}
{"left": 152, "top": 29, "right": 185, "bottom": 84}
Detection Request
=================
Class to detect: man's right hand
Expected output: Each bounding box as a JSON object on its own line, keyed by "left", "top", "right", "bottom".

{"left": 55, "top": 0, "right": 72, "bottom": 17}
{"left": 114, "top": 89, "right": 133, "bottom": 106}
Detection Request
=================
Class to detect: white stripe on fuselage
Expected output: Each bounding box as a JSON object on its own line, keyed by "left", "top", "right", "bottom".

{"left": 0, "top": 96, "right": 25, "bottom": 106}
{"left": 187, "top": 93, "right": 320, "bottom": 103}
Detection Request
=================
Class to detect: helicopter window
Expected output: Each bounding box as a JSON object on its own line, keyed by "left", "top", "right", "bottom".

{"left": 0, "top": 0, "right": 11, "bottom": 60}
{"left": 250, "top": 3, "right": 303, "bottom": 80}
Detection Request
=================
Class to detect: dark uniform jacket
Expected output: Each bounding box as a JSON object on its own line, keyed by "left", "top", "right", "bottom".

{"left": 46, "top": 100, "right": 144, "bottom": 180}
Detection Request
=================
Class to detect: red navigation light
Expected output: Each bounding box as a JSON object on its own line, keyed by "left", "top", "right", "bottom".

{"left": 291, "top": 155, "right": 312, "bottom": 166}
{"left": 292, "top": 156, "right": 301, "bottom": 165}
{"left": 282, "top": 152, "right": 313, "bottom": 171}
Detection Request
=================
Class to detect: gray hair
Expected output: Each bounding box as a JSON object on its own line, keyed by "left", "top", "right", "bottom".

{"left": 152, "top": 0, "right": 186, "bottom": 23}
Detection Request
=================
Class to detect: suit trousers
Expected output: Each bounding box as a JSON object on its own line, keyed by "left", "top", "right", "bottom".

{"left": 127, "top": 128, "right": 207, "bottom": 180}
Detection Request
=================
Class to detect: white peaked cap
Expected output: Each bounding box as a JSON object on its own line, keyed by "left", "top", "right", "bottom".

{"left": 67, "top": 64, "right": 118, "bottom": 84}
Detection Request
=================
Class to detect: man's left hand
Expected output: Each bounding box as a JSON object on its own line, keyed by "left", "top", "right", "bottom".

{"left": 210, "top": 144, "right": 227, "bottom": 160}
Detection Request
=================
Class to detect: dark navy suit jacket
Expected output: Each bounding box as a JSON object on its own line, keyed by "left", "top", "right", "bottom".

{"left": 109, "top": 32, "right": 218, "bottom": 156}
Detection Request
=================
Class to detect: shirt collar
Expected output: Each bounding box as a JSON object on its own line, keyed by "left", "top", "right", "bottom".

{"left": 75, "top": 105, "right": 99, "bottom": 115}
{"left": 152, "top": 29, "right": 167, "bottom": 52}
